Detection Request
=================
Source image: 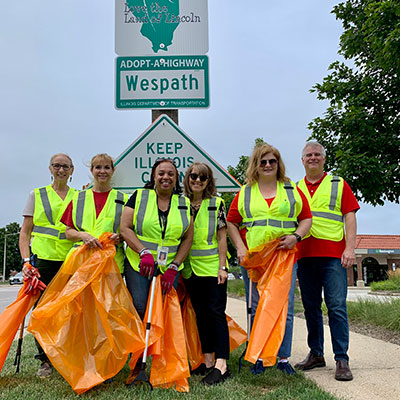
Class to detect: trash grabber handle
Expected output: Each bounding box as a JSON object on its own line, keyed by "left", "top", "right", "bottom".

{"left": 14, "top": 316, "right": 26, "bottom": 373}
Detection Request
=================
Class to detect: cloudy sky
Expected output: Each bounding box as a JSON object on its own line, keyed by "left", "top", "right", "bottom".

{"left": 0, "top": 1, "right": 398, "bottom": 234}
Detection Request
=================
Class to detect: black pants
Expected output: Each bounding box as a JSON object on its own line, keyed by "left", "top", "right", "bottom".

{"left": 185, "top": 274, "right": 230, "bottom": 360}
{"left": 33, "top": 259, "right": 63, "bottom": 362}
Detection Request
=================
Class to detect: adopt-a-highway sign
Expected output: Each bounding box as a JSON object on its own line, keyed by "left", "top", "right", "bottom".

{"left": 115, "top": 55, "right": 209, "bottom": 109}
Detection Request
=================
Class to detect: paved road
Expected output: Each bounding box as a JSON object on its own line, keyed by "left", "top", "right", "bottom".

{"left": 0, "top": 284, "right": 31, "bottom": 332}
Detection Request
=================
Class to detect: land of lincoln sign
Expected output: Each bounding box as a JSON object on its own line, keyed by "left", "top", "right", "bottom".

{"left": 115, "top": 55, "right": 209, "bottom": 109}
{"left": 115, "top": 0, "right": 208, "bottom": 55}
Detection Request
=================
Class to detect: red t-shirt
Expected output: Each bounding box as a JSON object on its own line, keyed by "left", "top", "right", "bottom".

{"left": 297, "top": 173, "right": 360, "bottom": 259}
{"left": 226, "top": 185, "right": 312, "bottom": 249}
{"left": 61, "top": 190, "right": 111, "bottom": 228}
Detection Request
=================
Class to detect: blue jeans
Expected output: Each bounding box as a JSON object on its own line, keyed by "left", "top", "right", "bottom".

{"left": 124, "top": 264, "right": 180, "bottom": 320}
{"left": 240, "top": 262, "right": 298, "bottom": 359}
{"left": 297, "top": 257, "right": 349, "bottom": 361}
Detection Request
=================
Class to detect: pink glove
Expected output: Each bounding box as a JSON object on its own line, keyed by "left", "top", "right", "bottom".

{"left": 139, "top": 249, "right": 154, "bottom": 278}
{"left": 161, "top": 262, "right": 179, "bottom": 294}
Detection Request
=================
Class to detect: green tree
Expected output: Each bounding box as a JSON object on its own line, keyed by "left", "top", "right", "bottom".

{"left": 308, "top": 0, "right": 400, "bottom": 205}
{"left": 0, "top": 222, "right": 21, "bottom": 279}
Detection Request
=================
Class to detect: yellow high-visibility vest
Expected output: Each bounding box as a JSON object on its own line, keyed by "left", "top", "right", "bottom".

{"left": 31, "top": 185, "right": 76, "bottom": 261}
{"left": 297, "top": 174, "right": 344, "bottom": 241}
{"left": 238, "top": 180, "right": 302, "bottom": 250}
{"left": 183, "top": 197, "right": 225, "bottom": 278}
{"left": 70, "top": 188, "right": 128, "bottom": 271}
{"left": 126, "top": 189, "right": 191, "bottom": 274}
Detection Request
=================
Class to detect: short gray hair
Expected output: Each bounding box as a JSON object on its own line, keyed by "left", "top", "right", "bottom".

{"left": 302, "top": 141, "right": 326, "bottom": 158}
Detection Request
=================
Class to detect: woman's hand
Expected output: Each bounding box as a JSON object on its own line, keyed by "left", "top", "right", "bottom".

{"left": 110, "top": 233, "right": 123, "bottom": 244}
{"left": 218, "top": 269, "right": 228, "bottom": 284}
{"left": 277, "top": 234, "right": 297, "bottom": 250}
{"left": 81, "top": 233, "right": 103, "bottom": 249}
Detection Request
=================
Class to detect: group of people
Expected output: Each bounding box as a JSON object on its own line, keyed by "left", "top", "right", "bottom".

{"left": 19, "top": 139, "right": 359, "bottom": 388}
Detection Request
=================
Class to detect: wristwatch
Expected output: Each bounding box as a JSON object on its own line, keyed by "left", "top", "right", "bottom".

{"left": 21, "top": 257, "right": 30, "bottom": 266}
{"left": 292, "top": 233, "right": 302, "bottom": 242}
{"left": 219, "top": 266, "right": 228, "bottom": 272}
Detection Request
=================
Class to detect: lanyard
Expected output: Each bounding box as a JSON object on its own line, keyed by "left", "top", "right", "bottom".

{"left": 157, "top": 198, "right": 171, "bottom": 240}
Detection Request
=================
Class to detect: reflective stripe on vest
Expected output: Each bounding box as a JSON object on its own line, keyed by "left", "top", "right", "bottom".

{"left": 207, "top": 197, "right": 217, "bottom": 245}
{"left": 191, "top": 248, "right": 219, "bottom": 257}
{"left": 284, "top": 182, "right": 296, "bottom": 218}
{"left": 241, "top": 219, "right": 297, "bottom": 229}
{"left": 39, "top": 187, "right": 54, "bottom": 225}
{"left": 32, "top": 226, "right": 60, "bottom": 237}
{"left": 312, "top": 210, "right": 344, "bottom": 222}
{"left": 136, "top": 189, "right": 149, "bottom": 237}
{"left": 113, "top": 191, "right": 125, "bottom": 233}
{"left": 329, "top": 176, "right": 340, "bottom": 211}
{"left": 75, "top": 191, "right": 86, "bottom": 231}
{"left": 178, "top": 196, "right": 190, "bottom": 238}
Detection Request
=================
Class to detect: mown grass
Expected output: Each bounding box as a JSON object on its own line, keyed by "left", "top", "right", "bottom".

{"left": 0, "top": 334, "right": 338, "bottom": 400}
{"left": 346, "top": 298, "right": 400, "bottom": 332}
{"left": 370, "top": 270, "right": 400, "bottom": 292}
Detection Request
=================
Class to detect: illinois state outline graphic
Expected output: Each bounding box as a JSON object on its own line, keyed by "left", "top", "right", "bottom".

{"left": 126, "top": 0, "right": 179, "bottom": 53}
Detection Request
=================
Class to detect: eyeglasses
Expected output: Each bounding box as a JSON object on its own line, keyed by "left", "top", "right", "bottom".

{"left": 259, "top": 158, "right": 278, "bottom": 167}
{"left": 51, "top": 163, "right": 72, "bottom": 171}
{"left": 189, "top": 173, "right": 209, "bottom": 182}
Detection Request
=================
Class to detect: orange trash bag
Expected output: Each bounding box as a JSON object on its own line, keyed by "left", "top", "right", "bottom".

{"left": 128, "top": 276, "right": 190, "bottom": 392}
{"left": 0, "top": 281, "right": 40, "bottom": 372}
{"left": 181, "top": 294, "right": 204, "bottom": 371}
{"left": 180, "top": 282, "right": 246, "bottom": 369}
{"left": 28, "top": 233, "right": 146, "bottom": 394}
{"left": 242, "top": 239, "right": 296, "bottom": 366}
{"left": 150, "top": 280, "right": 190, "bottom": 392}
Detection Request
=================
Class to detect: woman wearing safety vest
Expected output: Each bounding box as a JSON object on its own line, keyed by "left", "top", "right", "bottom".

{"left": 182, "top": 162, "right": 231, "bottom": 385}
{"left": 61, "top": 153, "right": 128, "bottom": 273}
{"left": 120, "top": 158, "right": 193, "bottom": 380}
{"left": 19, "top": 153, "right": 76, "bottom": 378}
{"left": 227, "top": 143, "right": 312, "bottom": 374}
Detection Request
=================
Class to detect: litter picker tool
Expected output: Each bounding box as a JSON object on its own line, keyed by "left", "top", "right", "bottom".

{"left": 14, "top": 316, "right": 25, "bottom": 373}
{"left": 130, "top": 264, "right": 159, "bottom": 390}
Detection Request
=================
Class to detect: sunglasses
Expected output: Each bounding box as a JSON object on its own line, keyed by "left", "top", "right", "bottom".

{"left": 189, "top": 173, "right": 208, "bottom": 182}
{"left": 260, "top": 158, "right": 278, "bottom": 167}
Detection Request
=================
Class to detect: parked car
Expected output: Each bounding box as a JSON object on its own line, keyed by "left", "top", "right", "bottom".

{"left": 9, "top": 272, "right": 24, "bottom": 285}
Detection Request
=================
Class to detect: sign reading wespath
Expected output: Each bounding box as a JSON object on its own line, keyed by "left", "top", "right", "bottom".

{"left": 115, "top": 0, "right": 209, "bottom": 56}
{"left": 112, "top": 115, "right": 241, "bottom": 192}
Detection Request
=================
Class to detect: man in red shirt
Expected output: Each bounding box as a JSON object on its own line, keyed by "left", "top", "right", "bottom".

{"left": 295, "top": 141, "right": 360, "bottom": 381}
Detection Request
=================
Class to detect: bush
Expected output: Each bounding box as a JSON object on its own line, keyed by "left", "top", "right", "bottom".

{"left": 370, "top": 269, "right": 400, "bottom": 292}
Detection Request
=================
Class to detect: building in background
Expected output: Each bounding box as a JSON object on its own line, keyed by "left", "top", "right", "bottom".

{"left": 349, "top": 235, "right": 400, "bottom": 287}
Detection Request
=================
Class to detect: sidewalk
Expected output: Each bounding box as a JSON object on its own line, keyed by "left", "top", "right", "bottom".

{"left": 226, "top": 296, "right": 400, "bottom": 400}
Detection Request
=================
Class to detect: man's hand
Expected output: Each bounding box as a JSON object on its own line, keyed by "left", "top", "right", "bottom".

{"left": 341, "top": 247, "right": 355, "bottom": 269}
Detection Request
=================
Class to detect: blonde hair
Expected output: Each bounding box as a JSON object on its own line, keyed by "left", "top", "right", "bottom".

{"left": 183, "top": 162, "right": 217, "bottom": 200}
{"left": 245, "top": 143, "right": 289, "bottom": 185}
{"left": 90, "top": 153, "right": 115, "bottom": 171}
{"left": 50, "top": 153, "right": 73, "bottom": 167}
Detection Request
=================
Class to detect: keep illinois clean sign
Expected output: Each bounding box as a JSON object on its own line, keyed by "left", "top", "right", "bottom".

{"left": 111, "top": 115, "right": 241, "bottom": 192}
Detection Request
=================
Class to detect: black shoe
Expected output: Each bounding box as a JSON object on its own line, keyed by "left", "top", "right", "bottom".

{"left": 295, "top": 352, "right": 326, "bottom": 371}
{"left": 201, "top": 367, "right": 232, "bottom": 385}
{"left": 335, "top": 360, "right": 353, "bottom": 381}
{"left": 191, "top": 363, "right": 214, "bottom": 376}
